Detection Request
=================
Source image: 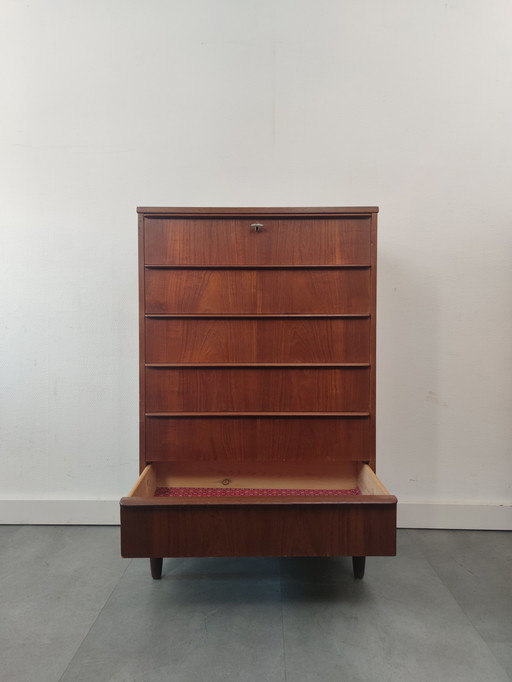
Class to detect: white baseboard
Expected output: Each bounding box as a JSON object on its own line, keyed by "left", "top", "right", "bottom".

{"left": 397, "top": 501, "right": 512, "bottom": 530}
{"left": 0, "top": 500, "right": 511, "bottom": 530}
{"left": 0, "top": 500, "right": 120, "bottom": 525}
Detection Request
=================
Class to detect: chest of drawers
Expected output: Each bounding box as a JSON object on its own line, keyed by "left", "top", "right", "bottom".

{"left": 120, "top": 207, "right": 396, "bottom": 579}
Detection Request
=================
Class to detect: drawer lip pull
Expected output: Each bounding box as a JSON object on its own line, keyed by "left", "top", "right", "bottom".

{"left": 145, "top": 363, "right": 371, "bottom": 368}
{"left": 144, "top": 411, "right": 371, "bottom": 418}
{"left": 144, "top": 313, "right": 371, "bottom": 319}
{"left": 144, "top": 264, "right": 371, "bottom": 270}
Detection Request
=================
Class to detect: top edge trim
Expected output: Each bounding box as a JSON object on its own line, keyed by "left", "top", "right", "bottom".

{"left": 137, "top": 206, "right": 379, "bottom": 215}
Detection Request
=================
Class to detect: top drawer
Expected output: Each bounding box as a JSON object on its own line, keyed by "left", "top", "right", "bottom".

{"left": 143, "top": 216, "right": 371, "bottom": 266}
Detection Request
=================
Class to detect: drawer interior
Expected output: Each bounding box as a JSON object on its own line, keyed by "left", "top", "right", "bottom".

{"left": 124, "top": 461, "right": 393, "bottom": 504}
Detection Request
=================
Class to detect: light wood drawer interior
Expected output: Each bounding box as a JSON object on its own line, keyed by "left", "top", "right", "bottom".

{"left": 120, "top": 462, "right": 396, "bottom": 559}
{"left": 125, "top": 461, "right": 392, "bottom": 501}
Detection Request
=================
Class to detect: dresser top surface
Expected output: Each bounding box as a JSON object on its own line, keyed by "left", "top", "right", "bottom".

{"left": 137, "top": 206, "right": 379, "bottom": 216}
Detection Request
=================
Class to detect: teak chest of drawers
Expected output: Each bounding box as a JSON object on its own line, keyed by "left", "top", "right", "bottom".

{"left": 120, "top": 207, "right": 396, "bottom": 579}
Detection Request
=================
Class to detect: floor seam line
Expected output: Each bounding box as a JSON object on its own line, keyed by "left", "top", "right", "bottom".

{"left": 56, "top": 558, "right": 132, "bottom": 682}
{"left": 407, "top": 530, "right": 512, "bottom": 682}
{"left": 279, "top": 559, "right": 288, "bottom": 682}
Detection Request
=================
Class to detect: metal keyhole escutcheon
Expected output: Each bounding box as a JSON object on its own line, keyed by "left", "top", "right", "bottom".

{"left": 251, "top": 223, "right": 263, "bottom": 232}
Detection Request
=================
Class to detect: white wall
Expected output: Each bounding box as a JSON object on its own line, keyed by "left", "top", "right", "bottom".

{"left": 1, "top": 0, "right": 511, "bottom": 527}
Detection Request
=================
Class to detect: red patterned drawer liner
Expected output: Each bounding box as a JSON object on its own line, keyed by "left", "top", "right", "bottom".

{"left": 155, "top": 486, "right": 361, "bottom": 497}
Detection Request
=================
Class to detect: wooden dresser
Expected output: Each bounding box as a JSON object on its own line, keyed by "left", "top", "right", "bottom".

{"left": 120, "top": 207, "right": 396, "bottom": 579}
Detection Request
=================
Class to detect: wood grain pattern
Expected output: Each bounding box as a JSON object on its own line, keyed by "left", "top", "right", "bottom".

{"left": 120, "top": 502, "right": 396, "bottom": 558}
{"left": 145, "top": 317, "right": 370, "bottom": 364}
{"left": 358, "top": 463, "right": 392, "bottom": 495}
{"left": 145, "top": 367, "right": 370, "bottom": 412}
{"left": 122, "top": 206, "right": 396, "bottom": 567}
{"left": 128, "top": 465, "right": 156, "bottom": 497}
{"left": 145, "top": 268, "right": 371, "bottom": 315}
{"left": 126, "top": 461, "right": 391, "bottom": 495}
{"left": 369, "top": 211, "right": 378, "bottom": 471}
{"left": 151, "top": 459, "right": 361, "bottom": 490}
{"left": 144, "top": 217, "right": 371, "bottom": 266}
{"left": 145, "top": 415, "right": 371, "bottom": 463}
{"left": 138, "top": 213, "right": 146, "bottom": 472}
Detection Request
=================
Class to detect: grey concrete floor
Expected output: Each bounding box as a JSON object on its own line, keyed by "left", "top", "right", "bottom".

{"left": 1, "top": 527, "right": 511, "bottom": 682}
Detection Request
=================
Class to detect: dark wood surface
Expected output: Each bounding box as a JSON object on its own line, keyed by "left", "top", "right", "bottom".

{"left": 150, "top": 557, "right": 163, "bottom": 579}
{"left": 145, "top": 317, "right": 370, "bottom": 364}
{"left": 137, "top": 206, "right": 379, "bottom": 215}
{"left": 121, "top": 503, "right": 396, "bottom": 558}
{"left": 138, "top": 213, "right": 146, "bottom": 472}
{"left": 145, "top": 268, "right": 371, "bottom": 315}
{"left": 144, "top": 216, "right": 371, "bottom": 266}
{"left": 145, "top": 366, "right": 370, "bottom": 412}
{"left": 369, "top": 211, "right": 378, "bottom": 471}
{"left": 145, "top": 415, "right": 371, "bottom": 463}
{"left": 123, "top": 207, "right": 395, "bottom": 570}
{"left": 352, "top": 556, "right": 366, "bottom": 579}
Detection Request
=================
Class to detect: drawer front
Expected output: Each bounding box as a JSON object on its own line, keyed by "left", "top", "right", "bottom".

{"left": 145, "top": 367, "right": 370, "bottom": 412}
{"left": 145, "top": 269, "right": 371, "bottom": 315}
{"left": 121, "top": 503, "right": 397, "bottom": 558}
{"left": 145, "top": 317, "right": 370, "bottom": 363}
{"left": 144, "top": 216, "right": 371, "bottom": 266}
{"left": 146, "top": 416, "right": 370, "bottom": 463}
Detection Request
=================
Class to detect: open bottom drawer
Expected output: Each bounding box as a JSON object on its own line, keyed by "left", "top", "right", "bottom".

{"left": 120, "top": 462, "right": 397, "bottom": 559}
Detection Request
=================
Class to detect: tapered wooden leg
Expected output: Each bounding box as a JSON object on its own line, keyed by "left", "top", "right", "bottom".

{"left": 352, "top": 556, "right": 366, "bottom": 579}
{"left": 150, "top": 558, "right": 163, "bottom": 580}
